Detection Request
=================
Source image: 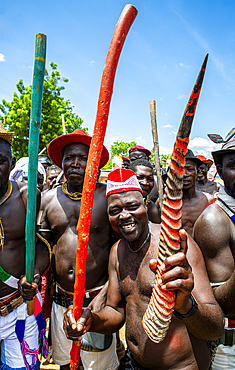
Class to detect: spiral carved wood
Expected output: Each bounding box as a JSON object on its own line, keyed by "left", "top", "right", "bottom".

{"left": 142, "top": 54, "right": 208, "bottom": 343}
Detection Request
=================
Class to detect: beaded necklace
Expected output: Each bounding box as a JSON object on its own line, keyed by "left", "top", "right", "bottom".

{"left": 62, "top": 180, "right": 82, "bottom": 201}
{"left": 0, "top": 181, "right": 13, "bottom": 251}
{"left": 127, "top": 227, "right": 151, "bottom": 253}
{"left": 145, "top": 195, "right": 151, "bottom": 205}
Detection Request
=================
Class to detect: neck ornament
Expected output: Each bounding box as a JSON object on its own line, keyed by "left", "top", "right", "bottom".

{"left": 145, "top": 195, "right": 151, "bottom": 205}
{"left": 62, "top": 181, "right": 82, "bottom": 201}
{"left": 127, "top": 228, "right": 150, "bottom": 253}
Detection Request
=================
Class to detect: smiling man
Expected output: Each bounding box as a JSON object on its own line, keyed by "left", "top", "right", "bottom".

{"left": 195, "top": 155, "right": 220, "bottom": 196}
{"left": 64, "top": 168, "right": 223, "bottom": 370}
{"left": 182, "top": 150, "right": 213, "bottom": 236}
{"left": 130, "top": 159, "right": 160, "bottom": 223}
{"left": 40, "top": 129, "right": 119, "bottom": 370}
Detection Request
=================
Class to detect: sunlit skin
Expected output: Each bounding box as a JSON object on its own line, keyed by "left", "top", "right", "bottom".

{"left": 182, "top": 160, "right": 211, "bottom": 236}
{"left": 46, "top": 169, "right": 62, "bottom": 190}
{"left": 0, "top": 139, "right": 49, "bottom": 301}
{"left": 64, "top": 190, "right": 224, "bottom": 370}
{"left": 194, "top": 152, "right": 235, "bottom": 319}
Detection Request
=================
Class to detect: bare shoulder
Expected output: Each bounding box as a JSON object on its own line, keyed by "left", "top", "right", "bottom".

{"left": 41, "top": 187, "right": 58, "bottom": 210}
{"left": 95, "top": 182, "right": 107, "bottom": 195}
{"left": 195, "top": 202, "right": 229, "bottom": 233}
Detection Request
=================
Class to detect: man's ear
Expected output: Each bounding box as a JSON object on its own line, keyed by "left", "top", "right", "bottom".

{"left": 10, "top": 156, "right": 16, "bottom": 171}
{"left": 217, "top": 164, "right": 223, "bottom": 179}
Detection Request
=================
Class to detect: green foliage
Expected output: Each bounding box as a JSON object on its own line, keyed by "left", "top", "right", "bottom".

{"left": 102, "top": 140, "right": 137, "bottom": 169}
{"left": 0, "top": 62, "right": 85, "bottom": 159}
{"left": 150, "top": 148, "right": 171, "bottom": 167}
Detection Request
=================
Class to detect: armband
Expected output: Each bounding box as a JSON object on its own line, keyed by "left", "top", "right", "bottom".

{"left": 173, "top": 294, "right": 198, "bottom": 320}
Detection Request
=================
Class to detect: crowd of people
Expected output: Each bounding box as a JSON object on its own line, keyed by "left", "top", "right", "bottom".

{"left": 0, "top": 119, "right": 235, "bottom": 370}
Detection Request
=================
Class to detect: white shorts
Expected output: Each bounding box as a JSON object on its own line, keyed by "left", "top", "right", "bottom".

{"left": 51, "top": 301, "right": 119, "bottom": 369}
{"left": 0, "top": 300, "right": 40, "bottom": 369}
{"left": 212, "top": 344, "right": 235, "bottom": 369}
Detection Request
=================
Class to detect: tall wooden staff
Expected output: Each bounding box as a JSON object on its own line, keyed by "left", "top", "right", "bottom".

{"left": 142, "top": 54, "right": 208, "bottom": 342}
{"left": 150, "top": 100, "right": 164, "bottom": 214}
{"left": 25, "top": 33, "right": 46, "bottom": 315}
{"left": 70, "top": 5, "right": 138, "bottom": 369}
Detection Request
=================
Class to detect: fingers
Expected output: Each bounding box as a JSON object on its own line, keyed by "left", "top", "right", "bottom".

{"left": 179, "top": 229, "right": 187, "bottom": 255}
{"left": 149, "top": 259, "right": 158, "bottom": 272}
{"left": 63, "top": 306, "right": 92, "bottom": 341}
{"left": 18, "top": 274, "right": 40, "bottom": 301}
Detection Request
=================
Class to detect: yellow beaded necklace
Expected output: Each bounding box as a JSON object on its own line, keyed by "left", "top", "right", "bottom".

{"left": 62, "top": 181, "right": 82, "bottom": 201}
{"left": 0, "top": 181, "right": 13, "bottom": 250}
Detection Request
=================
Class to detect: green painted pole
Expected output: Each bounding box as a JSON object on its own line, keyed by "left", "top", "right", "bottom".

{"left": 25, "top": 33, "right": 46, "bottom": 315}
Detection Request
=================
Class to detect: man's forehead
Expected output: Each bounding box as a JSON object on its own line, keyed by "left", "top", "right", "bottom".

{"left": 0, "top": 140, "right": 11, "bottom": 157}
{"left": 135, "top": 165, "right": 153, "bottom": 175}
{"left": 130, "top": 150, "right": 147, "bottom": 157}
{"left": 186, "top": 159, "right": 197, "bottom": 168}
{"left": 222, "top": 152, "right": 235, "bottom": 164}
{"left": 108, "top": 190, "right": 143, "bottom": 206}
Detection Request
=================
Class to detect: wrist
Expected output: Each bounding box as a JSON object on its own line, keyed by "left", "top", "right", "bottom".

{"left": 174, "top": 294, "right": 198, "bottom": 320}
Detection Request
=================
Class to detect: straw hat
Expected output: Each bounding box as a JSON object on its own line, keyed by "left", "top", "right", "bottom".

{"left": 0, "top": 122, "right": 14, "bottom": 146}
{"left": 210, "top": 128, "right": 235, "bottom": 166}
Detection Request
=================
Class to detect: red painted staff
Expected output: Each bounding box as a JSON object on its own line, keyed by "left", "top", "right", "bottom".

{"left": 142, "top": 54, "right": 208, "bottom": 343}
{"left": 70, "top": 5, "right": 138, "bottom": 368}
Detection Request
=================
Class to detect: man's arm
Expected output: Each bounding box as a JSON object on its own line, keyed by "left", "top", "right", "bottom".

{"left": 64, "top": 240, "right": 125, "bottom": 340}
{"left": 194, "top": 206, "right": 235, "bottom": 318}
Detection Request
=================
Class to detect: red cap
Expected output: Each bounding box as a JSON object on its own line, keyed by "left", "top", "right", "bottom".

{"left": 121, "top": 156, "right": 130, "bottom": 161}
{"left": 106, "top": 168, "right": 143, "bottom": 198}
{"left": 48, "top": 129, "right": 109, "bottom": 169}
{"left": 129, "top": 145, "right": 151, "bottom": 157}
{"left": 195, "top": 155, "right": 213, "bottom": 168}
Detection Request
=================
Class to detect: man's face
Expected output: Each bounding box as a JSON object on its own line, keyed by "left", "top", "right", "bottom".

{"left": 134, "top": 165, "right": 154, "bottom": 197}
{"left": 0, "top": 140, "right": 13, "bottom": 196}
{"left": 218, "top": 153, "right": 235, "bottom": 198}
{"left": 183, "top": 160, "right": 197, "bottom": 190}
{"left": 108, "top": 191, "right": 148, "bottom": 243}
{"left": 62, "top": 143, "right": 89, "bottom": 187}
{"left": 46, "top": 169, "right": 61, "bottom": 190}
{"left": 122, "top": 160, "right": 130, "bottom": 169}
{"left": 129, "top": 150, "right": 148, "bottom": 163}
{"left": 197, "top": 163, "right": 208, "bottom": 182}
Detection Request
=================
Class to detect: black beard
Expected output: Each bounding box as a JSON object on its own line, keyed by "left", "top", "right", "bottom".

{"left": 0, "top": 183, "right": 8, "bottom": 198}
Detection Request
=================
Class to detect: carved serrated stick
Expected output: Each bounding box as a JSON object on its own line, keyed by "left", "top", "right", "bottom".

{"left": 142, "top": 54, "right": 208, "bottom": 343}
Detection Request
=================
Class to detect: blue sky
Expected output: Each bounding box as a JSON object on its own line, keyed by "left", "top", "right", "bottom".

{"left": 1, "top": 0, "right": 235, "bottom": 159}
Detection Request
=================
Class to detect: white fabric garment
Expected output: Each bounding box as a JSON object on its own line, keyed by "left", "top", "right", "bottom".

{"left": 212, "top": 344, "right": 235, "bottom": 369}
{"left": 9, "top": 157, "right": 46, "bottom": 183}
{"left": 217, "top": 185, "right": 235, "bottom": 213}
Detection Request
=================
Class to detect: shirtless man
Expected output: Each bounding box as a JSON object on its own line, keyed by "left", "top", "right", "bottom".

{"left": 195, "top": 155, "right": 219, "bottom": 196}
{"left": 194, "top": 130, "right": 235, "bottom": 367}
{"left": 130, "top": 159, "right": 161, "bottom": 223}
{"left": 45, "top": 165, "right": 63, "bottom": 191}
{"left": 40, "top": 129, "right": 119, "bottom": 370}
{"left": 182, "top": 150, "right": 213, "bottom": 236}
{"left": 129, "top": 145, "right": 159, "bottom": 203}
{"left": 64, "top": 168, "right": 223, "bottom": 370}
{"left": 0, "top": 124, "right": 50, "bottom": 369}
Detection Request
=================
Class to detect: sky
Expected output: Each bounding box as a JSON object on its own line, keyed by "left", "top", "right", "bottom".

{"left": 1, "top": 0, "right": 235, "bottom": 159}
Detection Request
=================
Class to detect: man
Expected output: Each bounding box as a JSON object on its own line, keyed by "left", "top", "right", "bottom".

{"left": 0, "top": 123, "right": 50, "bottom": 369}
{"left": 129, "top": 145, "right": 159, "bottom": 203}
{"left": 45, "top": 164, "right": 63, "bottom": 191}
{"left": 182, "top": 150, "right": 213, "bottom": 236}
{"left": 40, "top": 129, "right": 119, "bottom": 370}
{"left": 194, "top": 129, "right": 235, "bottom": 368}
{"left": 121, "top": 156, "right": 130, "bottom": 169}
{"left": 195, "top": 155, "right": 220, "bottom": 195}
{"left": 64, "top": 168, "right": 223, "bottom": 370}
{"left": 38, "top": 154, "right": 51, "bottom": 170}
{"left": 130, "top": 159, "right": 161, "bottom": 223}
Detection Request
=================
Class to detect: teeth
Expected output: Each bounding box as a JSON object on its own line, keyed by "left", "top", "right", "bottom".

{"left": 122, "top": 223, "right": 135, "bottom": 229}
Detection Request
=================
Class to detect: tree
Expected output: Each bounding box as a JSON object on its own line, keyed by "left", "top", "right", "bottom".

{"left": 0, "top": 62, "right": 85, "bottom": 159}
{"left": 150, "top": 148, "right": 171, "bottom": 167}
{"left": 103, "top": 140, "right": 137, "bottom": 169}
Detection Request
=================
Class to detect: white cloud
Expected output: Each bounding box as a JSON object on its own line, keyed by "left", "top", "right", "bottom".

{"left": 108, "top": 135, "right": 120, "bottom": 142}
{"left": 90, "top": 60, "right": 95, "bottom": 65}
{"left": 169, "top": 130, "right": 177, "bottom": 135}
{"left": 136, "top": 136, "right": 147, "bottom": 146}
{"left": 176, "top": 94, "right": 187, "bottom": 100}
{"left": 0, "top": 53, "right": 6, "bottom": 62}
{"left": 175, "top": 62, "right": 190, "bottom": 69}
{"left": 188, "top": 136, "right": 218, "bottom": 158}
{"left": 159, "top": 145, "right": 173, "bottom": 155}
{"left": 162, "top": 124, "right": 173, "bottom": 128}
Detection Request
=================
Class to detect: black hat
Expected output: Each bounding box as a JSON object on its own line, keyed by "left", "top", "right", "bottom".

{"left": 185, "top": 149, "right": 203, "bottom": 167}
{"left": 210, "top": 128, "right": 235, "bottom": 166}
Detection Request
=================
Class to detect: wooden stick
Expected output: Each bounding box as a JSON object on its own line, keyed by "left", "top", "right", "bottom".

{"left": 150, "top": 100, "right": 164, "bottom": 214}
{"left": 38, "top": 147, "right": 46, "bottom": 155}
{"left": 25, "top": 33, "right": 46, "bottom": 315}
{"left": 61, "top": 113, "right": 66, "bottom": 134}
{"left": 70, "top": 5, "right": 138, "bottom": 369}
